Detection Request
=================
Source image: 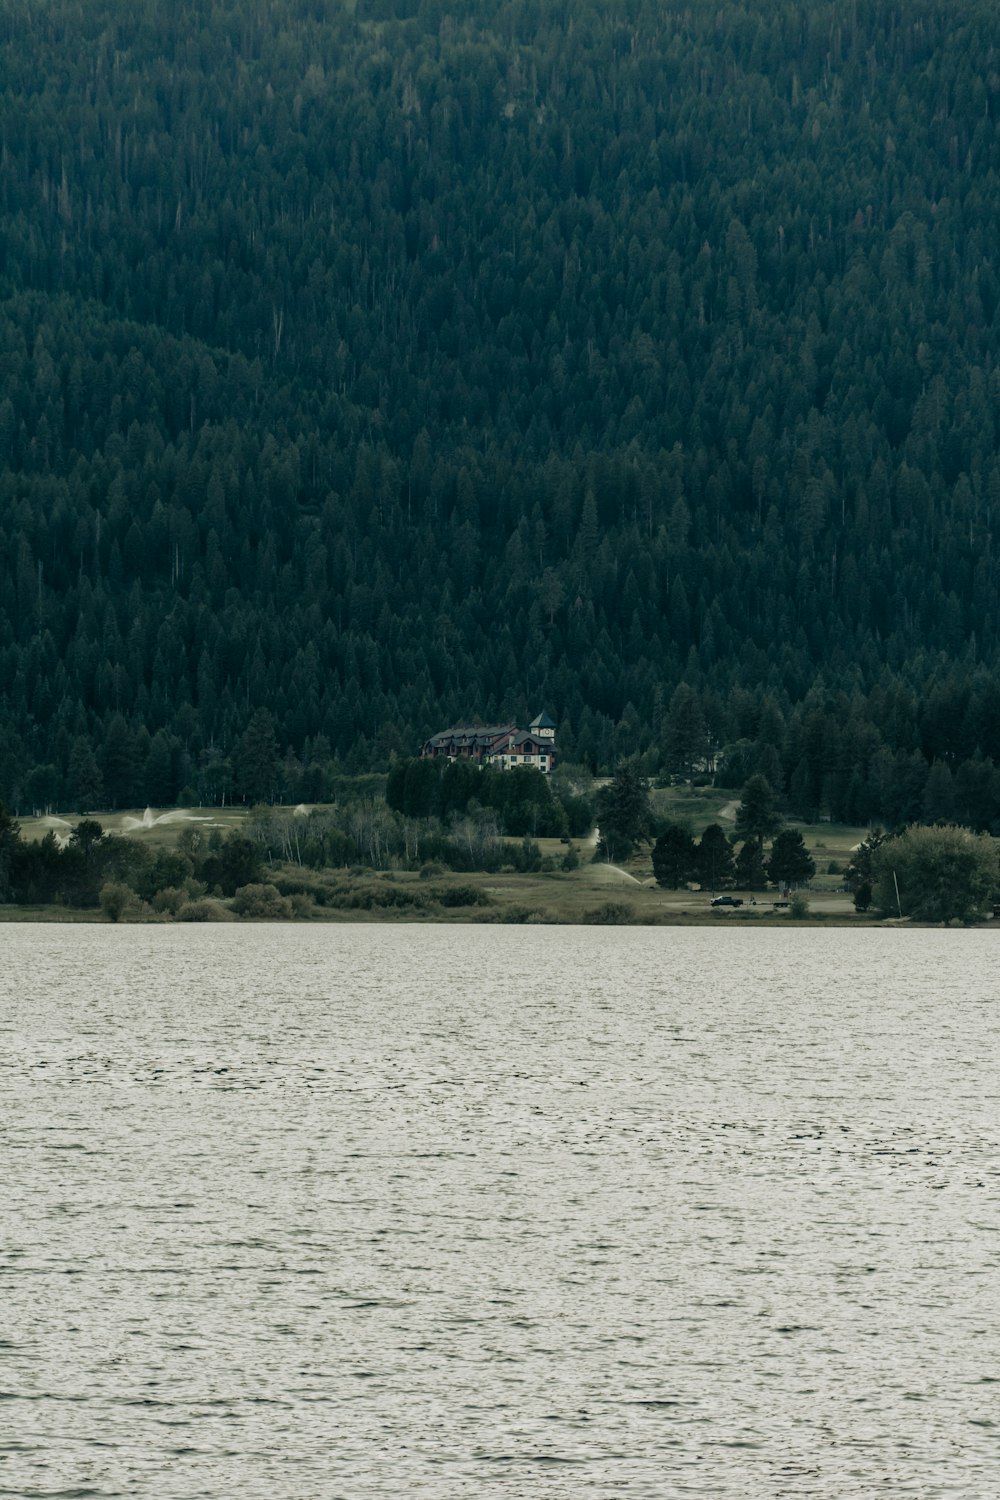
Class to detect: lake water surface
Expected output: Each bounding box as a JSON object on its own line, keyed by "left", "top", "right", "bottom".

{"left": 3, "top": 923, "right": 999, "bottom": 1498}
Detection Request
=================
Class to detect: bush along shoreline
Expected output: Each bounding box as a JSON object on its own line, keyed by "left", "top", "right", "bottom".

{"left": 3, "top": 769, "right": 998, "bottom": 926}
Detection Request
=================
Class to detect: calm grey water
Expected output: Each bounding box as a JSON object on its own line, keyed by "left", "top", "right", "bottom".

{"left": 3, "top": 923, "right": 999, "bottom": 1499}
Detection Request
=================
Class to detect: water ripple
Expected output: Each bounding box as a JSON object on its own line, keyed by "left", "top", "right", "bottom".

{"left": 3, "top": 924, "right": 998, "bottom": 1496}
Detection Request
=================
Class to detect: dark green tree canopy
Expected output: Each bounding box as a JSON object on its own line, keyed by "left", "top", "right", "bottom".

{"left": 664, "top": 685, "right": 709, "bottom": 780}
{"left": 386, "top": 757, "right": 581, "bottom": 837}
{"left": 873, "top": 825, "right": 999, "bottom": 923}
{"left": 596, "top": 761, "right": 653, "bottom": 863}
{"left": 696, "top": 823, "right": 735, "bottom": 891}
{"left": 0, "top": 802, "right": 20, "bottom": 902}
{"left": 235, "top": 711, "right": 281, "bottom": 806}
{"left": 3, "top": 1, "right": 1000, "bottom": 819}
{"left": 735, "top": 775, "right": 783, "bottom": 849}
{"left": 845, "top": 829, "right": 889, "bottom": 891}
{"left": 734, "top": 839, "right": 768, "bottom": 891}
{"left": 765, "top": 829, "right": 816, "bottom": 889}
{"left": 652, "top": 824, "right": 697, "bottom": 889}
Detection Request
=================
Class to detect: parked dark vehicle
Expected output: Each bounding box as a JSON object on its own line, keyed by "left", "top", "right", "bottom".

{"left": 710, "top": 895, "right": 743, "bottom": 908}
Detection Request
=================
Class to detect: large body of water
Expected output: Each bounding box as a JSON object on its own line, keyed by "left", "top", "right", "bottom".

{"left": 4, "top": 923, "right": 999, "bottom": 1498}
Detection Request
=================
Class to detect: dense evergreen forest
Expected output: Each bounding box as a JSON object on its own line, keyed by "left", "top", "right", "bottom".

{"left": 4, "top": 0, "right": 1000, "bottom": 825}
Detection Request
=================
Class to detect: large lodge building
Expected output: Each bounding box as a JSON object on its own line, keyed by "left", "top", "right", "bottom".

{"left": 420, "top": 712, "right": 557, "bottom": 774}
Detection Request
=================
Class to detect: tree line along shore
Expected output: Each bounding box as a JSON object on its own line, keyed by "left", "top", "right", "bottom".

{"left": 2, "top": 764, "right": 996, "bottom": 926}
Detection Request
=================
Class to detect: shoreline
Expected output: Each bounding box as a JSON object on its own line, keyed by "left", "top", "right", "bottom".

{"left": 0, "top": 903, "right": 987, "bottom": 929}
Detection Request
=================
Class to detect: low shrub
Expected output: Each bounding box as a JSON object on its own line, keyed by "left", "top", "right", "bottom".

{"left": 583, "top": 900, "right": 633, "bottom": 924}
{"left": 232, "top": 883, "right": 293, "bottom": 918}
{"left": 321, "top": 883, "right": 430, "bottom": 911}
{"left": 99, "top": 881, "right": 134, "bottom": 922}
{"left": 176, "top": 900, "right": 234, "bottom": 922}
{"left": 152, "top": 885, "right": 186, "bottom": 915}
{"left": 272, "top": 872, "right": 332, "bottom": 907}
{"left": 433, "top": 885, "right": 492, "bottom": 908}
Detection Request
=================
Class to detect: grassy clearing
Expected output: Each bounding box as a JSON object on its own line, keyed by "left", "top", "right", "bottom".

{"left": 244, "top": 860, "right": 870, "bottom": 925}
{"left": 650, "top": 785, "right": 865, "bottom": 890}
{"left": 649, "top": 785, "right": 732, "bottom": 827}
{"left": 9, "top": 797, "right": 878, "bottom": 923}
{"left": 18, "top": 807, "right": 249, "bottom": 847}
{"left": 0, "top": 859, "right": 870, "bottom": 925}
{"left": 0, "top": 903, "right": 97, "bottom": 922}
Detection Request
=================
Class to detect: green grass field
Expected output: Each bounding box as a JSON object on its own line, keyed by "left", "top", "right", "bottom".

{"left": 9, "top": 796, "right": 876, "bottom": 924}
{"left": 18, "top": 807, "right": 247, "bottom": 847}
{"left": 648, "top": 785, "right": 863, "bottom": 885}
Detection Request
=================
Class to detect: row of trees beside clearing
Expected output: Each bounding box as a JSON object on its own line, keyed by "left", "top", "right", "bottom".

{"left": 596, "top": 763, "right": 1000, "bottom": 922}
{"left": 650, "top": 773, "right": 817, "bottom": 892}
{"left": 0, "top": 809, "right": 266, "bottom": 913}
{"left": 595, "top": 766, "right": 815, "bottom": 889}
{"left": 0, "top": 773, "right": 587, "bottom": 913}
{"left": 1, "top": 753, "right": 996, "bottom": 922}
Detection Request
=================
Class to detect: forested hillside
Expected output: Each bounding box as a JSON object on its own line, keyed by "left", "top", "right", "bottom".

{"left": 4, "top": 0, "right": 1000, "bottom": 822}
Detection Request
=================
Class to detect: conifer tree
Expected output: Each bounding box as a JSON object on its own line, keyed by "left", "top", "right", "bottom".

{"left": 652, "top": 824, "right": 697, "bottom": 888}
{"left": 765, "top": 829, "right": 816, "bottom": 889}
{"left": 734, "top": 774, "right": 782, "bottom": 850}
{"left": 697, "top": 823, "right": 735, "bottom": 891}
{"left": 596, "top": 760, "right": 652, "bottom": 863}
